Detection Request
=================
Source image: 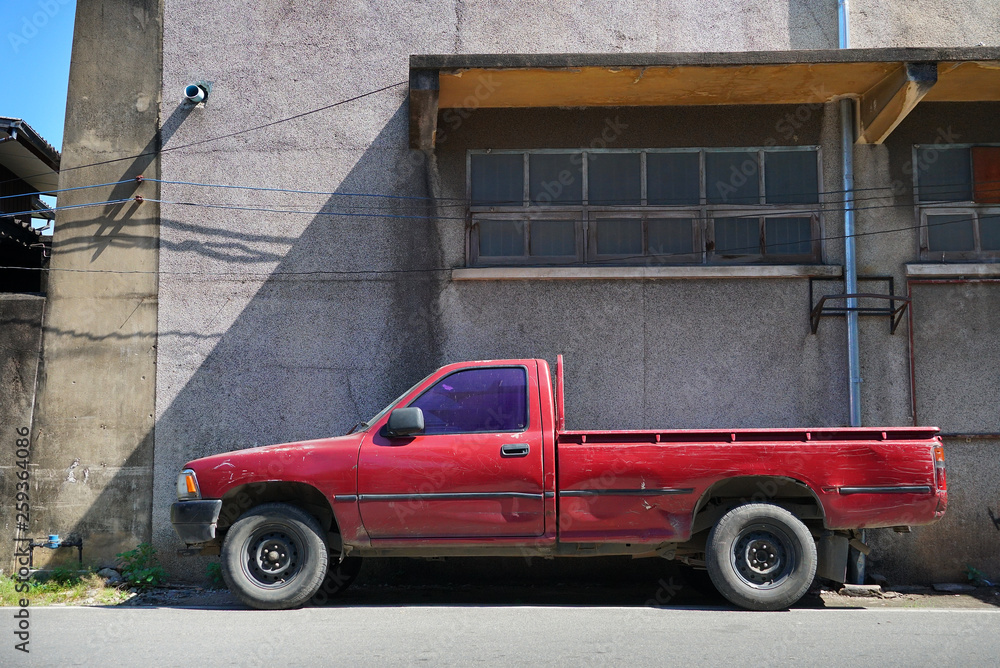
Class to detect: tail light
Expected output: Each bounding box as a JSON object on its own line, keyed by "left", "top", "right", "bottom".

{"left": 933, "top": 443, "right": 946, "bottom": 491}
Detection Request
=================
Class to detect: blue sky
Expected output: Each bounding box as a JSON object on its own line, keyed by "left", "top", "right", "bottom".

{"left": 0, "top": 0, "right": 76, "bottom": 151}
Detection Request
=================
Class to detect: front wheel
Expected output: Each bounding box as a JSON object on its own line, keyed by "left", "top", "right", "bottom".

{"left": 310, "top": 554, "right": 363, "bottom": 605}
{"left": 706, "top": 503, "right": 817, "bottom": 611}
{"left": 221, "top": 502, "right": 329, "bottom": 610}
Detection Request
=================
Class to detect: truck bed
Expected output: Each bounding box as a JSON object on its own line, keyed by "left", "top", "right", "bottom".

{"left": 555, "top": 426, "right": 945, "bottom": 543}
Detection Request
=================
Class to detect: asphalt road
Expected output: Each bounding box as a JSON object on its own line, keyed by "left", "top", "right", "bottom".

{"left": 9, "top": 603, "right": 1000, "bottom": 667}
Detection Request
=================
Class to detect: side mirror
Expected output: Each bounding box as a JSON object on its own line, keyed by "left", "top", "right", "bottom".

{"left": 386, "top": 407, "right": 424, "bottom": 438}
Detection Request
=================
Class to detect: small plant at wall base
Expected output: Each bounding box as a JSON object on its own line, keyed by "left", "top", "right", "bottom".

{"left": 965, "top": 565, "right": 994, "bottom": 587}
{"left": 117, "top": 543, "right": 168, "bottom": 590}
{"left": 206, "top": 562, "right": 227, "bottom": 589}
{"left": 45, "top": 565, "right": 83, "bottom": 585}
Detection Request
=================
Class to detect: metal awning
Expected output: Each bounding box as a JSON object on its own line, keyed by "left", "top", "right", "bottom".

{"left": 409, "top": 47, "right": 1000, "bottom": 149}
{"left": 31, "top": 195, "right": 55, "bottom": 220}
{"left": 0, "top": 117, "right": 61, "bottom": 192}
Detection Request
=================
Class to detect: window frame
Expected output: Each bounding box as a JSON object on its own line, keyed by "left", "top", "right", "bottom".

{"left": 467, "top": 146, "right": 824, "bottom": 267}
{"left": 914, "top": 143, "right": 1000, "bottom": 261}
{"left": 707, "top": 210, "right": 822, "bottom": 263}
{"left": 586, "top": 210, "right": 704, "bottom": 264}
{"left": 469, "top": 211, "right": 584, "bottom": 266}
{"left": 404, "top": 365, "right": 531, "bottom": 436}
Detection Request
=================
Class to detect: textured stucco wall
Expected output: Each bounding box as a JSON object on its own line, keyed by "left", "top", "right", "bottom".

{"left": 851, "top": 0, "right": 1000, "bottom": 47}
{"left": 141, "top": 0, "right": 1000, "bottom": 583}
{"left": 867, "top": 283, "right": 1000, "bottom": 582}
{"left": 868, "top": 438, "right": 1000, "bottom": 583}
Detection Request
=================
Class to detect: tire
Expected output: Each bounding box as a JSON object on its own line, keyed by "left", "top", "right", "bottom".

{"left": 310, "top": 554, "right": 363, "bottom": 606}
{"left": 221, "top": 502, "right": 329, "bottom": 610}
{"left": 706, "top": 503, "right": 817, "bottom": 611}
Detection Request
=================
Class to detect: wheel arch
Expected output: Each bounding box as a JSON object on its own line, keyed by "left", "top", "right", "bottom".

{"left": 690, "top": 475, "right": 825, "bottom": 536}
{"left": 216, "top": 481, "right": 339, "bottom": 537}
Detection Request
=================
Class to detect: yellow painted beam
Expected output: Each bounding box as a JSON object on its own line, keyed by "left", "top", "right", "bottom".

{"left": 856, "top": 63, "right": 938, "bottom": 145}
{"left": 434, "top": 60, "right": 1000, "bottom": 110}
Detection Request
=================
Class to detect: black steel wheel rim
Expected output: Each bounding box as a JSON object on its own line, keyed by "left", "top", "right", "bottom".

{"left": 242, "top": 524, "right": 305, "bottom": 589}
{"left": 730, "top": 522, "right": 796, "bottom": 590}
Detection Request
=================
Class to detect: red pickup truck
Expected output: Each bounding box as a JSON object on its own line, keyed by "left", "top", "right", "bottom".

{"left": 171, "top": 357, "right": 947, "bottom": 611}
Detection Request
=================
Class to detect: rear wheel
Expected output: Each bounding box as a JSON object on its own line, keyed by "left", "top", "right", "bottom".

{"left": 221, "top": 502, "right": 328, "bottom": 610}
{"left": 706, "top": 503, "right": 817, "bottom": 611}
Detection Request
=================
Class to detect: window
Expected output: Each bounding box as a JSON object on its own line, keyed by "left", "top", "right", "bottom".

{"left": 468, "top": 148, "right": 822, "bottom": 266}
{"left": 915, "top": 145, "right": 1000, "bottom": 260}
{"left": 408, "top": 367, "right": 528, "bottom": 435}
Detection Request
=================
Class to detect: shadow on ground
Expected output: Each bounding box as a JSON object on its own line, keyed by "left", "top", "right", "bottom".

{"left": 117, "top": 557, "right": 838, "bottom": 610}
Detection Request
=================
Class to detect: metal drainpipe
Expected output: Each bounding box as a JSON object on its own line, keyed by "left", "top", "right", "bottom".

{"left": 839, "top": 0, "right": 862, "bottom": 427}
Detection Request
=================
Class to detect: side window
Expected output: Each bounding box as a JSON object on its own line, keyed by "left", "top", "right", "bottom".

{"left": 469, "top": 147, "right": 822, "bottom": 266}
{"left": 409, "top": 367, "right": 528, "bottom": 435}
{"left": 915, "top": 145, "right": 1000, "bottom": 260}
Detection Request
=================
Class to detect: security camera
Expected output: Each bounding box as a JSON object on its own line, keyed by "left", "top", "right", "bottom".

{"left": 184, "top": 83, "right": 208, "bottom": 104}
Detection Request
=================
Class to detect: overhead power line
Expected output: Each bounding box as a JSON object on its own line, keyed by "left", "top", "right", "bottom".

{"left": 0, "top": 80, "right": 409, "bottom": 188}
{"left": 2, "top": 208, "right": 992, "bottom": 277}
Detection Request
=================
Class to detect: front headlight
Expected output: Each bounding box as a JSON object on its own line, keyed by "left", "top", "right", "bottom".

{"left": 176, "top": 469, "right": 201, "bottom": 501}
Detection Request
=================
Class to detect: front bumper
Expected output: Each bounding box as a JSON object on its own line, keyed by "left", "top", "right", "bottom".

{"left": 171, "top": 499, "right": 223, "bottom": 545}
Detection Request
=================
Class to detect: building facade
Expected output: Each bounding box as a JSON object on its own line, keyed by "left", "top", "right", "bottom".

{"left": 24, "top": 0, "right": 1000, "bottom": 584}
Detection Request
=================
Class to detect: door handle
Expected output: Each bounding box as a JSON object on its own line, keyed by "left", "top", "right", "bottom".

{"left": 500, "top": 443, "right": 530, "bottom": 458}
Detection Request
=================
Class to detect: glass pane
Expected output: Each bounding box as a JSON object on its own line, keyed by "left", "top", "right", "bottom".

{"left": 596, "top": 218, "right": 642, "bottom": 255}
{"left": 714, "top": 217, "right": 760, "bottom": 255}
{"left": 926, "top": 214, "right": 975, "bottom": 252}
{"left": 587, "top": 153, "right": 640, "bottom": 205}
{"left": 530, "top": 219, "right": 576, "bottom": 256}
{"left": 706, "top": 152, "right": 759, "bottom": 204}
{"left": 410, "top": 367, "right": 527, "bottom": 434}
{"left": 647, "top": 152, "right": 700, "bottom": 205}
{"left": 765, "top": 217, "right": 813, "bottom": 255}
{"left": 980, "top": 213, "right": 1000, "bottom": 251}
{"left": 529, "top": 153, "right": 583, "bottom": 205}
{"left": 648, "top": 218, "right": 695, "bottom": 257}
{"left": 470, "top": 153, "right": 523, "bottom": 206}
{"left": 972, "top": 147, "right": 1000, "bottom": 203}
{"left": 917, "top": 147, "right": 972, "bottom": 202}
{"left": 765, "top": 151, "right": 819, "bottom": 204}
{"left": 478, "top": 219, "right": 524, "bottom": 257}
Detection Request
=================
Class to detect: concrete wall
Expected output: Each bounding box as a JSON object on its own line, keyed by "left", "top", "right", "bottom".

{"left": 851, "top": 0, "right": 1000, "bottom": 48}
{"left": 34, "top": 0, "right": 998, "bottom": 582}
{"left": 27, "top": 0, "right": 162, "bottom": 568}
{"left": 0, "top": 295, "right": 44, "bottom": 572}
{"left": 851, "top": 103, "right": 1000, "bottom": 581}
{"left": 867, "top": 282, "right": 1000, "bottom": 582}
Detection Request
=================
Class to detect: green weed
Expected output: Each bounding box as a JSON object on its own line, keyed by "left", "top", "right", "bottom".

{"left": 117, "top": 543, "right": 168, "bottom": 590}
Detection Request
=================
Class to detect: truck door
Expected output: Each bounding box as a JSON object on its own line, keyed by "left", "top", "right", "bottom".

{"left": 358, "top": 364, "right": 545, "bottom": 539}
